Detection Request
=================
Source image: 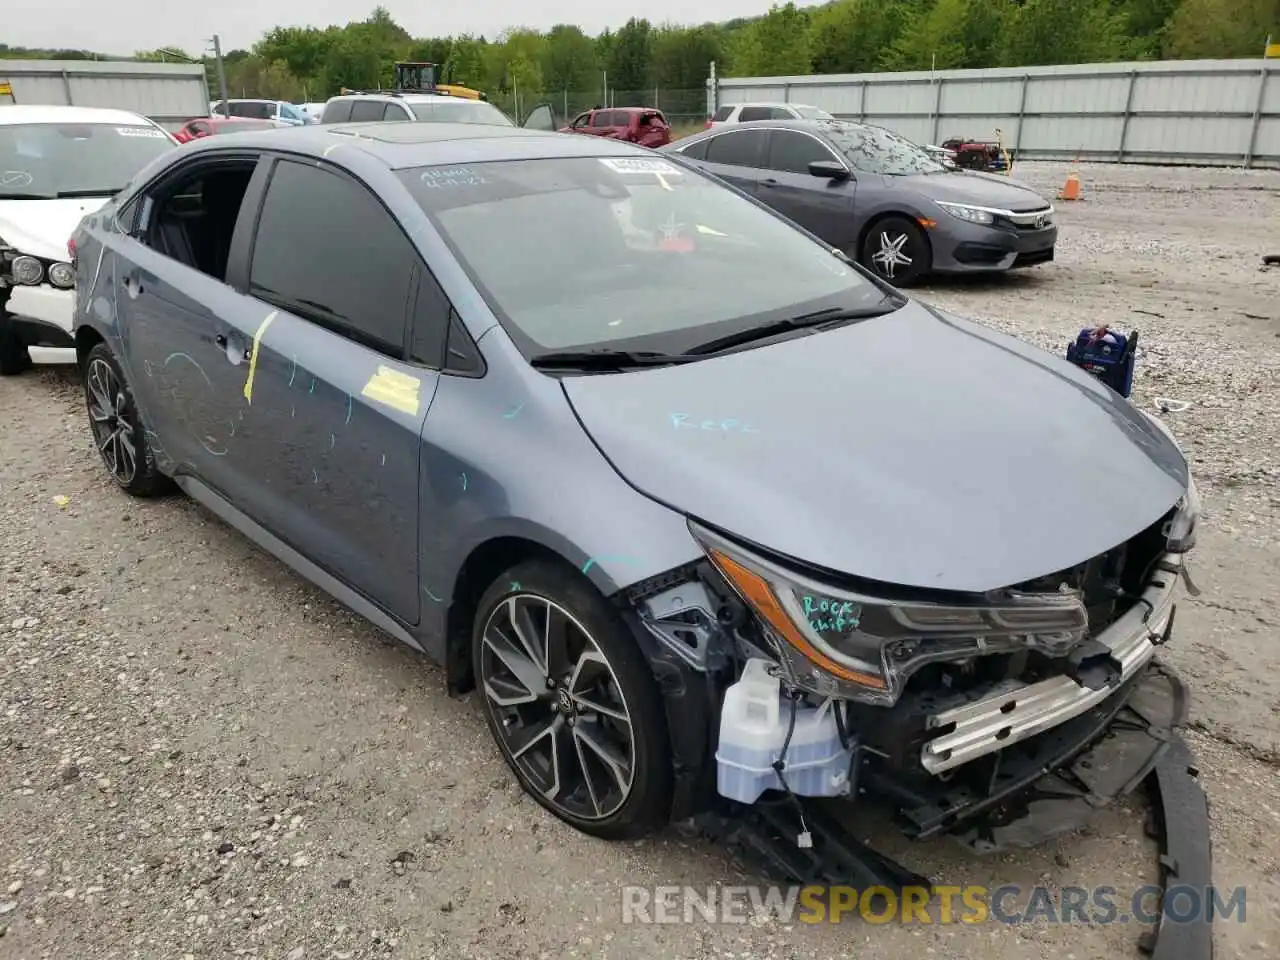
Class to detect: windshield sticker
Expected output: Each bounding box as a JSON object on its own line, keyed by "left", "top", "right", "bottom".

{"left": 0, "top": 170, "right": 33, "bottom": 187}
{"left": 598, "top": 157, "right": 682, "bottom": 176}
{"left": 419, "top": 167, "right": 489, "bottom": 189}
{"left": 695, "top": 224, "right": 728, "bottom": 237}
{"left": 116, "top": 126, "right": 168, "bottom": 138}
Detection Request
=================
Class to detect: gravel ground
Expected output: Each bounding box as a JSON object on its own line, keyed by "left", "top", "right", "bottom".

{"left": 2, "top": 160, "right": 1278, "bottom": 959}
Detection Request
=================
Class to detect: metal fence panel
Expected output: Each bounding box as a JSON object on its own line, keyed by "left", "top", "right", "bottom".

{"left": 0, "top": 59, "right": 209, "bottom": 125}
{"left": 711, "top": 58, "right": 1280, "bottom": 168}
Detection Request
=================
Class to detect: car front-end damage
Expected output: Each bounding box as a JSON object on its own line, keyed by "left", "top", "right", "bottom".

{"left": 617, "top": 464, "right": 1210, "bottom": 958}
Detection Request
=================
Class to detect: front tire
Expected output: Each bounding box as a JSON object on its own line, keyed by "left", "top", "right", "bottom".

{"left": 859, "top": 216, "right": 932, "bottom": 287}
{"left": 473, "top": 559, "right": 673, "bottom": 840}
{"left": 0, "top": 305, "right": 32, "bottom": 376}
{"left": 83, "top": 341, "right": 170, "bottom": 497}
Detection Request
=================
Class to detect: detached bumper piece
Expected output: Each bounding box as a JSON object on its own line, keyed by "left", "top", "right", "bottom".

{"left": 703, "top": 664, "right": 1212, "bottom": 960}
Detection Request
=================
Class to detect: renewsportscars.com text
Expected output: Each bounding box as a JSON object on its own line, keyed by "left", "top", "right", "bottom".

{"left": 621, "top": 884, "right": 1246, "bottom": 925}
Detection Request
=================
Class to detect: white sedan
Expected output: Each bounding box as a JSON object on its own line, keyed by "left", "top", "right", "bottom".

{"left": 0, "top": 105, "right": 177, "bottom": 373}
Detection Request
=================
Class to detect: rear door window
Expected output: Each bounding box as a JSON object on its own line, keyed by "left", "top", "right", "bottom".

{"left": 610, "top": 111, "right": 632, "bottom": 128}
{"left": 349, "top": 100, "right": 385, "bottom": 122}
{"left": 679, "top": 137, "right": 710, "bottom": 160}
{"left": 766, "top": 130, "right": 841, "bottom": 175}
{"left": 737, "top": 106, "right": 772, "bottom": 122}
{"left": 704, "top": 129, "right": 767, "bottom": 168}
{"left": 711, "top": 105, "right": 734, "bottom": 122}
{"left": 249, "top": 159, "right": 417, "bottom": 356}
{"left": 383, "top": 103, "right": 412, "bottom": 121}
{"left": 320, "top": 100, "right": 353, "bottom": 123}
{"left": 230, "top": 101, "right": 273, "bottom": 120}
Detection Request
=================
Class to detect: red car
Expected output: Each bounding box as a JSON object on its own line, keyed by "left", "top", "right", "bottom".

{"left": 559, "top": 107, "right": 671, "bottom": 148}
{"left": 173, "top": 116, "right": 289, "bottom": 143}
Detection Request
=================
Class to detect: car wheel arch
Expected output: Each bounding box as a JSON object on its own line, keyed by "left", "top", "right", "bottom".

{"left": 75, "top": 325, "right": 105, "bottom": 371}
{"left": 855, "top": 209, "right": 933, "bottom": 263}
{"left": 443, "top": 534, "right": 615, "bottom": 696}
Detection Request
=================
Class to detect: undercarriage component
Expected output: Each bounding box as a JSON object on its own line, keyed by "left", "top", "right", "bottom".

{"left": 695, "top": 797, "right": 932, "bottom": 893}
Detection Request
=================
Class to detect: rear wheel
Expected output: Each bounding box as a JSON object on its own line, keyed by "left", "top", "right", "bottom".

{"left": 0, "top": 302, "right": 32, "bottom": 376}
{"left": 859, "top": 216, "right": 931, "bottom": 287}
{"left": 473, "top": 559, "right": 672, "bottom": 840}
{"left": 83, "top": 341, "right": 170, "bottom": 497}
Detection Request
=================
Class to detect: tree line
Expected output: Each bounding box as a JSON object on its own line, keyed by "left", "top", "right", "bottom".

{"left": 1, "top": 0, "right": 1276, "bottom": 106}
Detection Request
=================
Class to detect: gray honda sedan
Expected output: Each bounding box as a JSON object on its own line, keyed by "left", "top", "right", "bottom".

{"left": 66, "top": 121, "right": 1205, "bottom": 899}
{"left": 662, "top": 118, "right": 1056, "bottom": 285}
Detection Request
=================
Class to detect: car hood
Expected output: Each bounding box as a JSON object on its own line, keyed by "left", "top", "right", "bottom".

{"left": 0, "top": 197, "right": 109, "bottom": 260}
{"left": 562, "top": 301, "right": 1189, "bottom": 593}
{"left": 901, "top": 170, "right": 1050, "bottom": 211}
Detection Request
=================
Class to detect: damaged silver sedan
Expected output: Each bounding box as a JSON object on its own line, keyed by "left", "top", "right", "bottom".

{"left": 70, "top": 122, "right": 1211, "bottom": 959}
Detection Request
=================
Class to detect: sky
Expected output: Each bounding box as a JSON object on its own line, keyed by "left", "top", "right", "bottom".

{"left": 4, "top": 0, "right": 805, "bottom": 57}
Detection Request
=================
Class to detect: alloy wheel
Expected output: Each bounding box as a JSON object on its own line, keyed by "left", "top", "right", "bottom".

{"left": 479, "top": 594, "right": 636, "bottom": 821}
{"left": 86, "top": 357, "right": 138, "bottom": 486}
{"left": 871, "top": 230, "right": 913, "bottom": 279}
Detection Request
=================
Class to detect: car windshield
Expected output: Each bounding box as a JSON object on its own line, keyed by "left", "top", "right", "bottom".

{"left": 820, "top": 122, "right": 948, "bottom": 175}
{"left": 398, "top": 156, "right": 884, "bottom": 354}
{"left": 0, "top": 122, "right": 174, "bottom": 198}
{"left": 409, "top": 101, "right": 513, "bottom": 125}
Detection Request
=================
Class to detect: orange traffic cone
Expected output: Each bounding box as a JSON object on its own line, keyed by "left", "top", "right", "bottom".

{"left": 1058, "top": 170, "right": 1083, "bottom": 201}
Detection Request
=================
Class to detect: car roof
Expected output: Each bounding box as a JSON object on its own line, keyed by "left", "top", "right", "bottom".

{"left": 705, "top": 117, "right": 868, "bottom": 135}
{"left": 0, "top": 104, "right": 158, "bottom": 127}
{"left": 176, "top": 121, "right": 665, "bottom": 169}
{"left": 731, "top": 101, "right": 822, "bottom": 109}
{"left": 327, "top": 93, "right": 478, "bottom": 105}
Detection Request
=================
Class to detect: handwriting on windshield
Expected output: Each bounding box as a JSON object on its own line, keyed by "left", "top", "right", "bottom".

{"left": 802, "top": 596, "right": 861, "bottom": 633}
{"left": 671, "top": 413, "right": 759, "bottom": 433}
{"left": 420, "top": 167, "right": 489, "bottom": 189}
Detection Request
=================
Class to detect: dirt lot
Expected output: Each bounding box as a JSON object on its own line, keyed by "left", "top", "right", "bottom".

{"left": 2, "top": 160, "right": 1278, "bottom": 959}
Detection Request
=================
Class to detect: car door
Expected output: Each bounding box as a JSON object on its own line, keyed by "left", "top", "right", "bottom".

{"left": 521, "top": 103, "right": 558, "bottom": 132}
{"left": 112, "top": 153, "right": 271, "bottom": 496}
{"left": 230, "top": 156, "right": 437, "bottom": 625}
{"left": 757, "top": 129, "right": 857, "bottom": 242}
{"left": 696, "top": 128, "right": 768, "bottom": 194}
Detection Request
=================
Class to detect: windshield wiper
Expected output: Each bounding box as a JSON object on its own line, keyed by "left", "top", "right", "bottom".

{"left": 0, "top": 192, "right": 53, "bottom": 200}
{"left": 684, "top": 296, "right": 905, "bottom": 356}
{"left": 54, "top": 188, "right": 126, "bottom": 198}
{"left": 529, "top": 348, "right": 695, "bottom": 370}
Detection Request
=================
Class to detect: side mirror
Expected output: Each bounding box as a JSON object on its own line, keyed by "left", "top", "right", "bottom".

{"left": 809, "top": 160, "right": 850, "bottom": 181}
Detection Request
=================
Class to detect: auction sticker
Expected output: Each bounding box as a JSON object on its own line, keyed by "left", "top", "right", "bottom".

{"left": 598, "top": 157, "right": 682, "bottom": 175}
{"left": 117, "top": 127, "right": 168, "bottom": 138}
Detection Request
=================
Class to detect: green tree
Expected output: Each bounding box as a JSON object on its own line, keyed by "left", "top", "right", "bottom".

{"left": 256, "top": 26, "right": 333, "bottom": 80}
{"left": 1162, "top": 0, "right": 1280, "bottom": 59}
{"left": 1000, "top": 0, "right": 1131, "bottom": 66}
{"left": 883, "top": 0, "right": 1012, "bottom": 71}
{"left": 651, "top": 25, "right": 724, "bottom": 90}
{"left": 609, "top": 18, "right": 654, "bottom": 91}
{"left": 728, "top": 3, "right": 813, "bottom": 77}
{"left": 541, "top": 24, "right": 597, "bottom": 92}
{"left": 808, "top": 0, "right": 916, "bottom": 74}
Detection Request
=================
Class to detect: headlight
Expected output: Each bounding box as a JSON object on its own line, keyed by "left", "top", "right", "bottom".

{"left": 47, "top": 262, "right": 75, "bottom": 289}
{"left": 10, "top": 255, "right": 43, "bottom": 285}
{"left": 690, "top": 521, "right": 1088, "bottom": 706}
{"left": 935, "top": 201, "right": 994, "bottom": 225}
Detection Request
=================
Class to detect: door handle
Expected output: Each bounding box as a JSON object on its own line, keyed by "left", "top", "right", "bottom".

{"left": 216, "top": 332, "right": 249, "bottom": 365}
{"left": 761, "top": 178, "right": 778, "bottom": 187}
{"left": 122, "top": 272, "right": 144, "bottom": 297}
